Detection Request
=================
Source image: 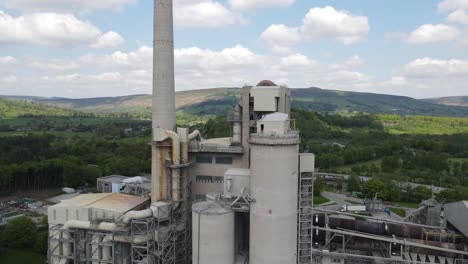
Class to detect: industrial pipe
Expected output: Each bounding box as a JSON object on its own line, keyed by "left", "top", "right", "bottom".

{"left": 188, "top": 130, "right": 201, "bottom": 141}
{"left": 58, "top": 220, "right": 118, "bottom": 264}
{"left": 164, "top": 130, "right": 181, "bottom": 202}
{"left": 122, "top": 208, "right": 153, "bottom": 224}
{"left": 232, "top": 105, "right": 242, "bottom": 145}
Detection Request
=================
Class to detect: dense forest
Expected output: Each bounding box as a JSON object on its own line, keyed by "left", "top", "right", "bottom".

{"left": 1, "top": 109, "right": 467, "bottom": 203}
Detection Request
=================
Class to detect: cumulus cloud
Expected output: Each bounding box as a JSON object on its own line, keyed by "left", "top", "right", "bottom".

{"left": 4, "top": 44, "right": 377, "bottom": 97}
{"left": 447, "top": 9, "right": 468, "bottom": 24}
{"left": 228, "top": 0, "right": 295, "bottom": 11}
{"left": 0, "top": 0, "right": 135, "bottom": 14}
{"left": 31, "top": 60, "right": 80, "bottom": 72}
{"left": 375, "top": 57, "right": 468, "bottom": 98}
{"left": 0, "top": 55, "right": 17, "bottom": 70}
{"left": 403, "top": 57, "right": 468, "bottom": 78}
{"left": 438, "top": 0, "right": 468, "bottom": 13}
{"left": 0, "top": 11, "right": 124, "bottom": 48}
{"left": 90, "top": 31, "right": 125, "bottom": 49}
{"left": 300, "top": 6, "right": 369, "bottom": 45}
{"left": 174, "top": 0, "right": 247, "bottom": 28}
{"left": 259, "top": 24, "right": 301, "bottom": 54}
{"left": 259, "top": 6, "right": 369, "bottom": 52}
{"left": 407, "top": 24, "right": 460, "bottom": 44}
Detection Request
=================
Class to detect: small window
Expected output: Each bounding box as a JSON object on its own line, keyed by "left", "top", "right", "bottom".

{"left": 215, "top": 157, "right": 233, "bottom": 165}
{"left": 213, "top": 176, "right": 224, "bottom": 184}
{"left": 196, "top": 156, "right": 212, "bottom": 164}
{"left": 261, "top": 124, "right": 265, "bottom": 133}
{"left": 196, "top": 175, "right": 213, "bottom": 183}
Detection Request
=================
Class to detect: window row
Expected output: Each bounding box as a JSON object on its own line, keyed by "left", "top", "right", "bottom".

{"left": 195, "top": 156, "right": 233, "bottom": 165}
{"left": 196, "top": 175, "right": 224, "bottom": 184}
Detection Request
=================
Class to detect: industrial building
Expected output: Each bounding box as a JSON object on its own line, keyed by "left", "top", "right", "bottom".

{"left": 47, "top": 1, "right": 468, "bottom": 264}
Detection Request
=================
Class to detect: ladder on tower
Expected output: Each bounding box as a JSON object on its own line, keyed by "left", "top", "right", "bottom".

{"left": 298, "top": 171, "right": 314, "bottom": 264}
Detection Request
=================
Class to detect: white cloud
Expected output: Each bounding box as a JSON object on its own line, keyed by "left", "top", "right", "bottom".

{"left": 90, "top": 31, "right": 125, "bottom": 49}
{"left": 259, "top": 24, "right": 301, "bottom": 54}
{"left": 0, "top": 0, "right": 135, "bottom": 14}
{"left": 447, "top": 9, "right": 468, "bottom": 24}
{"left": 259, "top": 6, "right": 369, "bottom": 52}
{"left": 4, "top": 45, "right": 377, "bottom": 97}
{"left": 79, "top": 46, "right": 153, "bottom": 69}
{"left": 228, "top": 0, "right": 295, "bottom": 11}
{"left": 403, "top": 57, "right": 468, "bottom": 78}
{"left": 174, "top": 0, "right": 247, "bottom": 28}
{"left": 0, "top": 55, "right": 17, "bottom": 70}
{"left": 375, "top": 57, "right": 468, "bottom": 98}
{"left": 2, "top": 74, "right": 16, "bottom": 83}
{"left": 31, "top": 60, "right": 80, "bottom": 72}
{"left": 0, "top": 11, "right": 124, "bottom": 48}
{"left": 407, "top": 24, "right": 460, "bottom": 44}
{"left": 438, "top": 0, "right": 468, "bottom": 13}
{"left": 379, "top": 76, "right": 408, "bottom": 87}
{"left": 300, "top": 6, "right": 370, "bottom": 45}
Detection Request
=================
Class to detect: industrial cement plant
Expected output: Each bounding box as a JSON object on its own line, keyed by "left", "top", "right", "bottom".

{"left": 47, "top": 1, "right": 468, "bottom": 264}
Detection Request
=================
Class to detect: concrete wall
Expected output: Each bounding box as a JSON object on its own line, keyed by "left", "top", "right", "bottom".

{"left": 190, "top": 153, "right": 244, "bottom": 200}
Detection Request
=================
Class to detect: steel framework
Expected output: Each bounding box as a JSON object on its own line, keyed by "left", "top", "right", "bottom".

{"left": 298, "top": 171, "right": 314, "bottom": 264}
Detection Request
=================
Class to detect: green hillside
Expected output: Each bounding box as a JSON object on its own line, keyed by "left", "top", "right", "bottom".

{"left": 3, "top": 87, "right": 468, "bottom": 118}
{"left": 378, "top": 115, "right": 468, "bottom": 135}
{"left": 0, "top": 98, "right": 76, "bottom": 118}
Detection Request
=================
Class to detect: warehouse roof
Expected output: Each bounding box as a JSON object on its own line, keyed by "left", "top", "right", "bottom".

{"left": 52, "top": 193, "right": 149, "bottom": 214}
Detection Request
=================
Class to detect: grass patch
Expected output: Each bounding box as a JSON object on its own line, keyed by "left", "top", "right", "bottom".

{"left": 389, "top": 207, "right": 406, "bottom": 217}
{"left": 0, "top": 248, "right": 46, "bottom": 264}
{"left": 314, "top": 196, "right": 330, "bottom": 205}
{"left": 378, "top": 114, "right": 468, "bottom": 135}
{"left": 392, "top": 202, "right": 420, "bottom": 209}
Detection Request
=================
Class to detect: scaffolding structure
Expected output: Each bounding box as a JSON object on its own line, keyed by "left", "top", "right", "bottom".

{"left": 297, "top": 171, "right": 314, "bottom": 264}
{"left": 49, "top": 224, "right": 131, "bottom": 264}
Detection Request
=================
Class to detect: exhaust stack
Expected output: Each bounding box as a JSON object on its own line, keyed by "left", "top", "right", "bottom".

{"left": 151, "top": 0, "right": 176, "bottom": 202}
{"left": 152, "top": 0, "right": 176, "bottom": 136}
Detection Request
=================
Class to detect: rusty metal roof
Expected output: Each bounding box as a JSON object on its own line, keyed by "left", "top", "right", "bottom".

{"left": 53, "top": 193, "right": 149, "bottom": 214}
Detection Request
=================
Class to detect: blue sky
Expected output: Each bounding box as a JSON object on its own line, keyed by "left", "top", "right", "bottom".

{"left": 0, "top": 0, "right": 467, "bottom": 98}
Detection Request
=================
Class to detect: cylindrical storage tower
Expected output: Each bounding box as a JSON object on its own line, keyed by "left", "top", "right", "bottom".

{"left": 192, "top": 201, "right": 235, "bottom": 264}
{"left": 249, "top": 133, "right": 299, "bottom": 264}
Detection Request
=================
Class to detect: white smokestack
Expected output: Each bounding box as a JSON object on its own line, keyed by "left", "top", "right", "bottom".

{"left": 152, "top": 0, "right": 176, "bottom": 136}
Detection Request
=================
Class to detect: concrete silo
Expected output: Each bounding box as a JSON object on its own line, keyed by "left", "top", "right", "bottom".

{"left": 249, "top": 113, "right": 300, "bottom": 264}
{"left": 192, "top": 200, "right": 235, "bottom": 264}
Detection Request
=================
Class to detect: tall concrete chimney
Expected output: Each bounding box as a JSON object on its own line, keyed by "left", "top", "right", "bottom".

{"left": 153, "top": 0, "right": 176, "bottom": 136}
{"left": 151, "top": 0, "right": 176, "bottom": 202}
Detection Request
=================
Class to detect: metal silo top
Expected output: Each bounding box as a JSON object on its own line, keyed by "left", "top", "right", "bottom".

{"left": 192, "top": 200, "right": 231, "bottom": 215}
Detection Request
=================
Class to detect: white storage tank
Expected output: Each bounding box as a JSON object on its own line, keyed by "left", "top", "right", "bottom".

{"left": 249, "top": 131, "right": 299, "bottom": 264}
{"left": 192, "top": 200, "right": 234, "bottom": 264}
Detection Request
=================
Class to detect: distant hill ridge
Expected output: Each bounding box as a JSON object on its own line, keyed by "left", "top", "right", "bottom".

{"left": 2, "top": 87, "right": 468, "bottom": 118}
{"left": 422, "top": 96, "right": 468, "bottom": 107}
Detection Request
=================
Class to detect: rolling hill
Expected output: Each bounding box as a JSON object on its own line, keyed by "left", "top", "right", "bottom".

{"left": 2, "top": 87, "right": 468, "bottom": 118}
{"left": 423, "top": 96, "right": 468, "bottom": 107}
{"left": 0, "top": 97, "right": 77, "bottom": 118}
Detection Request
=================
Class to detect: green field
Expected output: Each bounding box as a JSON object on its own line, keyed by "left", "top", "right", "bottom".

{"left": 0, "top": 248, "right": 46, "bottom": 264}
{"left": 314, "top": 195, "right": 330, "bottom": 205}
{"left": 378, "top": 115, "right": 468, "bottom": 135}
{"left": 392, "top": 202, "right": 420, "bottom": 209}
{"left": 389, "top": 207, "right": 406, "bottom": 217}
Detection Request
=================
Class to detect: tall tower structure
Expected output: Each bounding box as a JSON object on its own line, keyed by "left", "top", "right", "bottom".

{"left": 152, "top": 0, "right": 176, "bottom": 132}
{"left": 151, "top": 0, "right": 176, "bottom": 202}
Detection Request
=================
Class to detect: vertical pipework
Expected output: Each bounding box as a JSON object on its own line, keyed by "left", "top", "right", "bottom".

{"left": 152, "top": 0, "right": 176, "bottom": 134}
